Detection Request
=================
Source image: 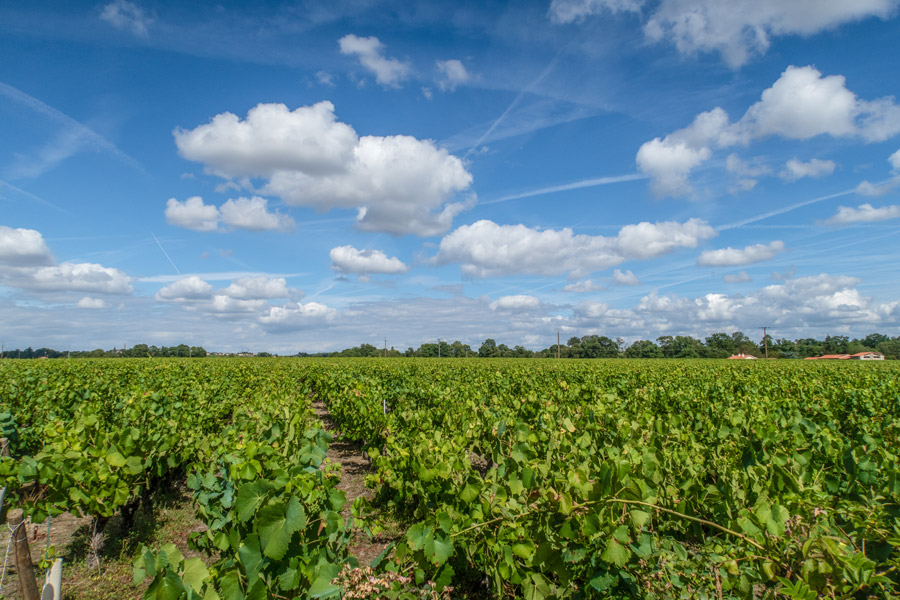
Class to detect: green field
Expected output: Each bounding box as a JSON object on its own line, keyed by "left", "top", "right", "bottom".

{"left": 1, "top": 358, "right": 898, "bottom": 599}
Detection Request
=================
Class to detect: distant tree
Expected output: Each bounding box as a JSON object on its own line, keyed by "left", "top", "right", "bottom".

{"left": 877, "top": 339, "right": 900, "bottom": 360}
{"left": 624, "top": 340, "right": 662, "bottom": 358}
{"left": 824, "top": 335, "right": 850, "bottom": 354}
{"left": 705, "top": 332, "right": 735, "bottom": 355}
{"left": 478, "top": 338, "right": 500, "bottom": 357}
{"left": 863, "top": 333, "right": 889, "bottom": 349}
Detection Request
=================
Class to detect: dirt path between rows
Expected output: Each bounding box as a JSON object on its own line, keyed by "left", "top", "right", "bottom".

{"left": 311, "top": 400, "right": 396, "bottom": 567}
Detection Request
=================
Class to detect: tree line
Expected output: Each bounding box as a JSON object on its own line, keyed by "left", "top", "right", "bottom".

{"left": 0, "top": 344, "right": 207, "bottom": 359}
{"left": 325, "top": 332, "right": 900, "bottom": 359}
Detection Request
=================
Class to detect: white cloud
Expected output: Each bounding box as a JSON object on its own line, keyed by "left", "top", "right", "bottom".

{"left": 642, "top": 0, "right": 899, "bottom": 68}
{"left": 259, "top": 302, "right": 339, "bottom": 332}
{"left": 549, "top": 0, "right": 644, "bottom": 23}
{"left": 723, "top": 271, "right": 752, "bottom": 283}
{"left": 612, "top": 269, "right": 641, "bottom": 285}
{"left": 175, "top": 102, "right": 357, "bottom": 178}
{"left": 726, "top": 154, "right": 771, "bottom": 177}
{"left": 338, "top": 34, "right": 411, "bottom": 87}
{"left": 490, "top": 295, "right": 541, "bottom": 311}
{"left": 781, "top": 158, "right": 836, "bottom": 180}
{"left": 156, "top": 276, "right": 213, "bottom": 301}
{"left": 562, "top": 279, "right": 605, "bottom": 293}
{"left": 637, "top": 66, "right": 900, "bottom": 196}
{"left": 175, "top": 102, "right": 473, "bottom": 236}
{"left": 891, "top": 149, "right": 900, "bottom": 171}
{"left": 697, "top": 240, "right": 785, "bottom": 267}
{"left": 23, "top": 262, "right": 132, "bottom": 294}
{"left": 99, "top": 0, "right": 151, "bottom": 37}
{"left": 221, "top": 276, "right": 294, "bottom": 300}
{"left": 330, "top": 245, "right": 407, "bottom": 275}
{"left": 436, "top": 59, "right": 470, "bottom": 91}
{"left": 165, "top": 196, "right": 294, "bottom": 233}
{"left": 0, "top": 226, "right": 132, "bottom": 295}
{"left": 76, "top": 297, "right": 107, "bottom": 309}
{"left": 207, "top": 295, "right": 268, "bottom": 315}
{"left": 0, "top": 226, "right": 54, "bottom": 267}
{"left": 165, "top": 197, "right": 221, "bottom": 232}
{"left": 435, "top": 218, "right": 715, "bottom": 278}
{"left": 316, "top": 70, "right": 335, "bottom": 87}
{"left": 826, "top": 203, "right": 900, "bottom": 225}
{"left": 854, "top": 180, "right": 900, "bottom": 196}
{"left": 220, "top": 197, "right": 295, "bottom": 232}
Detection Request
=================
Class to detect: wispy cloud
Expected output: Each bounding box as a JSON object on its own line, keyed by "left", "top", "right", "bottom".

{"left": 0, "top": 81, "right": 145, "bottom": 176}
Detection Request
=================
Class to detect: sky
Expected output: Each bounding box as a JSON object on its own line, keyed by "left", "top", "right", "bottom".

{"left": 2, "top": 0, "right": 900, "bottom": 353}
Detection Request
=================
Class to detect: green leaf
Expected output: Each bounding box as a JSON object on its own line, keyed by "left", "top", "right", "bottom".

{"left": 424, "top": 531, "right": 454, "bottom": 566}
{"left": 511, "top": 542, "right": 535, "bottom": 561}
{"left": 219, "top": 570, "right": 243, "bottom": 600}
{"left": 601, "top": 538, "right": 630, "bottom": 567}
{"left": 407, "top": 523, "right": 427, "bottom": 550}
{"left": 182, "top": 557, "right": 209, "bottom": 592}
{"left": 766, "top": 504, "right": 789, "bottom": 537}
{"left": 258, "top": 496, "right": 306, "bottom": 560}
{"left": 308, "top": 563, "right": 342, "bottom": 598}
{"left": 460, "top": 481, "right": 480, "bottom": 503}
{"left": 235, "top": 482, "right": 271, "bottom": 523}
{"left": 106, "top": 451, "right": 127, "bottom": 468}
{"left": 630, "top": 510, "right": 650, "bottom": 528}
{"left": 160, "top": 543, "right": 184, "bottom": 567}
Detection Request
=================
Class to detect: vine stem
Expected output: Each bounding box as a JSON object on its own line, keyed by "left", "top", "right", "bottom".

{"left": 450, "top": 496, "right": 767, "bottom": 554}
{"left": 602, "top": 499, "right": 767, "bottom": 552}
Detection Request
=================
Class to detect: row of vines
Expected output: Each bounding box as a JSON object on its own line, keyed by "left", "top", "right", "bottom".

{"left": 0, "top": 358, "right": 898, "bottom": 599}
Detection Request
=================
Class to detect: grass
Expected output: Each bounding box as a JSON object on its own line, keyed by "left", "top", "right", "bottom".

{"left": 0, "top": 482, "right": 207, "bottom": 600}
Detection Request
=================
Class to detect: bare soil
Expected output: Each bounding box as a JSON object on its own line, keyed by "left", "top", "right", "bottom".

{"left": 311, "top": 400, "right": 399, "bottom": 567}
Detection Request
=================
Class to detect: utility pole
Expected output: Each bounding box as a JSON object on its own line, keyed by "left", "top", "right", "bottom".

{"left": 437, "top": 338, "right": 441, "bottom": 358}
{"left": 384, "top": 337, "right": 387, "bottom": 358}
{"left": 759, "top": 326, "right": 770, "bottom": 359}
{"left": 557, "top": 330, "right": 560, "bottom": 359}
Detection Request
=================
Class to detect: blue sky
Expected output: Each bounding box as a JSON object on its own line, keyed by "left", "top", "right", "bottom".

{"left": 2, "top": 0, "right": 900, "bottom": 353}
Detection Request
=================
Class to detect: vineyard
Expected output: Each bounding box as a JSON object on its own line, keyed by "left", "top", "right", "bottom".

{"left": 0, "top": 358, "right": 897, "bottom": 599}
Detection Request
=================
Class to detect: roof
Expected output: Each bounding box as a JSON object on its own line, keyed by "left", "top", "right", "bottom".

{"left": 727, "top": 353, "right": 758, "bottom": 359}
{"left": 850, "top": 351, "right": 883, "bottom": 357}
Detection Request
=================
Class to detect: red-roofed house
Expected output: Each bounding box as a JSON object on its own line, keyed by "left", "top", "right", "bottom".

{"left": 848, "top": 352, "right": 885, "bottom": 360}
{"left": 727, "top": 353, "right": 758, "bottom": 359}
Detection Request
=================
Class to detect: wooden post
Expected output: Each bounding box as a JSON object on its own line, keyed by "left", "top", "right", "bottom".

{"left": 8, "top": 508, "right": 40, "bottom": 600}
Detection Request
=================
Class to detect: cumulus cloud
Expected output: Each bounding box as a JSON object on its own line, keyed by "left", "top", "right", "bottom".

{"left": 637, "top": 66, "right": 900, "bottom": 197}
{"left": 435, "top": 218, "right": 715, "bottom": 278}
{"left": 165, "top": 197, "right": 221, "bottom": 232}
{"left": 611, "top": 269, "right": 641, "bottom": 285}
{"left": 330, "top": 245, "right": 407, "bottom": 275}
{"left": 99, "top": 0, "right": 151, "bottom": 37}
{"left": 175, "top": 102, "right": 473, "bottom": 236}
{"left": 726, "top": 154, "right": 771, "bottom": 177}
{"left": 697, "top": 240, "right": 785, "bottom": 267}
{"left": 645, "top": 0, "right": 898, "bottom": 68}
{"left": 220, "top": 197, "right": 295, "bottom": 232}
{"left": 0, "top": 226, "right": 54, "bottom": 267}
{"left": 562, "top": 279, "right": 605, "bottom": 293}
{"left": 781, "top": 158, "right": 836, "bottom": 180}
{"left": 550, "top": 0, "right": 898, "bottom": 67}
{"left": 165, "top": 196, "right": 294, "bottom": 233}
{"left": 0, "top": 226, "right": 132, "bottom": 295}
{"left": 490, "top": 295, "right": 541, "bottom": 311}
{"left": 826, "top": 203, "right": 900, "bottom": 225}
{"left": 76, "top": 297, "right": 107, "bottom": 309}
{"left": 156, "top": 276, "right": 213, "bottom": 301}
{"left": 259, "top": 302, "right": 339, "bottom": 332}
{"left": 891, "top": 149, "right": 900, "bottom": 171}
{"left": 436, "top": 59, "right": 470, "bottom": 91}
{"left": 723, "top": 271, "right": 752, "bottom": 283}
{"left": 338, "top": 34, "right": 411, "bottom": 87}
{"left": 221, "top": 276, "right": 295, "bottom": 300}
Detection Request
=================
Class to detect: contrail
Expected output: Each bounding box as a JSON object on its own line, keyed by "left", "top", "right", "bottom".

{"left": 465, "top": 46, "right": 568, "bottom": 156}
{"left": 0, "top": 81, "right": 146, "bottom": 175}
{"left": 151, "top": 232, "right": 180, "bottom": 275}
{"left": 483, "top": 173, "right": 647, "bottom": 205}
{"left": 0, "top": 178, "right": 68, "bottom": 213}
